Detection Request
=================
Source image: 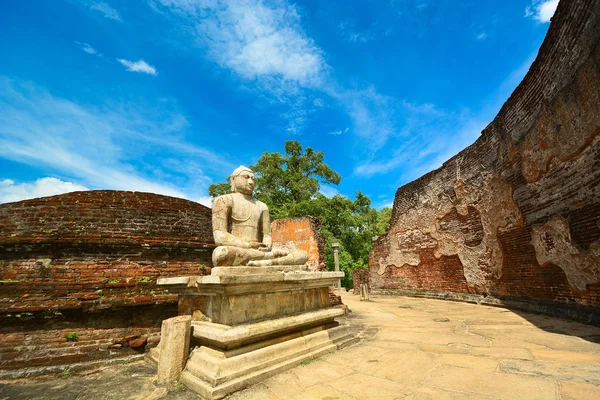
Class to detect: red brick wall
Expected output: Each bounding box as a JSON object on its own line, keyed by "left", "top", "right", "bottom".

{"left": 369, "top": 0, "right": 600, "bottom": 318}
{"left": 0, "top": 192, "right": 329, "bottom": 371}
{"left": 271, "top": 216, "right": 325, "bottom": 271}
{"left": 0, "top": 190, "right": 214, "bottom": 370}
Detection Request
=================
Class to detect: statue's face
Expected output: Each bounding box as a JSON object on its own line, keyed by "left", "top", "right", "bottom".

{"left": 233, "top": 171, "right": 255, "bottom": 195}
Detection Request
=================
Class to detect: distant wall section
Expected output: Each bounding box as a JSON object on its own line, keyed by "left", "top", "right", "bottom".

{"left": 369, "top": 0, "right": 600, "bottom": 322}
{"left": 272, "top": 216, "right": 326, "bottom": 271}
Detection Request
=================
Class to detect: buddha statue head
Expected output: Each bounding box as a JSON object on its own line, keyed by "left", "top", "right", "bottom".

{"left": 230, "top": 166, "right": 255, "bottom": 195}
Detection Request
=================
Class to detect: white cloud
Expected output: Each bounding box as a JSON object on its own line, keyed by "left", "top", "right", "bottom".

{"left": 416, "top": 1, "right": 428, "bottom": 10}
{"left": 0, "top": 76, "right": 232, "bottom": 201}
{"left": 352, "top": 46, "right": 541, "bottom": 182}
{"left": 154, "top": 0, "right": 332, "bottom": 134}
{"left": 374, "top": 200, "right": 394, "bottom": 210}
{"left": 75, "top": 41, "right": 100, "bottom": 55}
{"left": 153, "top": 0, "right": 399, "bottom": 151}
{"left": 89, "top": 1, "right": 123, "bottom": 22}
{"left": 337, "top": 19, "right": 393, "bottom": 44}
{"left": 525, "top": 0, "right": 559, "bottom": 23}
{"left": 197, "top": 196, "right": 213, "bottom": 207}
{"left": 158, "top": 0, "right": 324, "bottom": 86}
{"left": 0, "top": 177, "right": 89, "bottom": 204}
{"left": 117, "top": 59, "right": 158, "bottom": 75}
{"left": 475, "top": 32, "right": 487, "bottom": 40}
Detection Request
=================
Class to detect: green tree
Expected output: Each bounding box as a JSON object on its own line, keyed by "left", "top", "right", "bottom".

{"left": 287, "top": 193, "right": 391, "bottom": 288}
{"left": 208, "top": 141, "right": 392, "bottom": 290}
{"left": 209, "top": 141, "right": 341, "bottom": 218}
{"left": 208, "top": 178, "right": 231, "bottom": 199}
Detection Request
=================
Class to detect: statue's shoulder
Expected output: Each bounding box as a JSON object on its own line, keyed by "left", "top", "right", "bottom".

{"left": 255, "top": 199, "right": 269, "bottom": 212}
{"left": 212, "top": 194, "right": 234, "bottom": 210}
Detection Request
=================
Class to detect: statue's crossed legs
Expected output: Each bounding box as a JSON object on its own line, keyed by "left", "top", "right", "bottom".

{"left": 212, "top": 246, "right": 308, "bottom": 267}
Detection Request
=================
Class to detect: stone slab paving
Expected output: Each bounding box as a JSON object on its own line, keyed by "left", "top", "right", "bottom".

{"left": 230, "top": 293, "right": 600, "bottom": 400}
{"left": 1, "top": 293, "right": 599, "bottom": 399}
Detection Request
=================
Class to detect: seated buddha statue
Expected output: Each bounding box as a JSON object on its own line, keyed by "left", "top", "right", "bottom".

{"left": 211, "top": 166, "right": 308, "bottom": 267}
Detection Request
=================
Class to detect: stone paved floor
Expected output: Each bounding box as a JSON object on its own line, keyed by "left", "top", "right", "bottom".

{"left": 230, "top": 293, "right": 600, "bottom": 400}
{"left": 1, "top": 293, "right": 599, "bottom": 399}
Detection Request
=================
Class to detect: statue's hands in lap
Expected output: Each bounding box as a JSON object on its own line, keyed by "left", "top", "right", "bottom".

{"left": 257, "top": 236, "right": 272, "bottom": 252}
{"left": 248, "top": 242, "right": 270, "bottom": 252}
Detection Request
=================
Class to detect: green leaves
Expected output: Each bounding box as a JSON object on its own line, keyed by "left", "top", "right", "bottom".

{"left": 208, "top": 179, "right": 231, "bottom": 199}
{"left": 249, "top": 141, "right": 341, "bottom": 216}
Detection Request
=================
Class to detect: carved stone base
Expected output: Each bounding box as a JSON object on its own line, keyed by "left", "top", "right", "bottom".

{"left": 158, "top": 266, "right": 343, "bottom": 325}
{"left": 148, "top": 310, "right": 356, "bottom": 399}
{"left": 150, "top": 266, "right": 354, "bottom": 399}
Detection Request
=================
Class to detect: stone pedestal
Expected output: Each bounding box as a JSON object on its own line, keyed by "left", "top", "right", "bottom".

{"left": 147, "top": 265, "right": 356, "bottom": 400}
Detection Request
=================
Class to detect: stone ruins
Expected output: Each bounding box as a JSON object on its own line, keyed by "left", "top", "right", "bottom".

{"left": 0, "top": 0, "right": 599, "bottom": 397}
{"left": 367, "top": 0, "right": 600, "bottom": 324}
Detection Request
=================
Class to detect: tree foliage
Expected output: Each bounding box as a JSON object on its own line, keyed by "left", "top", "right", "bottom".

{"left": 252, "top": 141, "right": 341, "bottom": 218}
{"left": 208, "top": 141, "right": 391, "bottom": 289}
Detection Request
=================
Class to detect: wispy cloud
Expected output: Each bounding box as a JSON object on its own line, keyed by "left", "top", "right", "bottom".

{"left": 89, "top": 1, "right": 123, "bottom": 22}
{"left": 157, "top": 0, "right": 324, "bottom": 86}
{"left": 353, "top": 104, "right": 484, "bottom": 180}
{"left": 525, "top": 0, "right": 559, "bottom": 23}
{"left": 152, "top": 0, "right": 334, "bottom": 135}
{"left": 338, "top": 21, "right": 373, "bottom": 43}
{"left": 153, "top": 0, "right": 397, "bottom": 146}
{"left": 475, "top": 32, "right": 487, "bottom": 40}
{"left": 0, "top": 76, "right": 233, "bottom": 202}
{"left": 0, "top": 178, "right": 89, "bottom": 204}
{"left": 197, "top": 196, "right": 213, "bottom": 207}
{"left": 117, "top": 59, "right": 158, "bottom": 75}
{"left": 326, "top": 85, "right": 399, "bottom": 154}
{"left": 374, "top": 198, "right": 394, "bottom": 210}
{"left": 151, "top": 0, "right": 485, "bottom": 183}
{"left": 327, "top": 127, "right": 348, "bottom": 136}
{"left": 75, "top": 41, "right": 100, "bottom": 55}
{"left": 353, "top": 47, "right": 539, "bottom": 183}
{"left": 337, "top": 20, "right": 391, "bottom": 44}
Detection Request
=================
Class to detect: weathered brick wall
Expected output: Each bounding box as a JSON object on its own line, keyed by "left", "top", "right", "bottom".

{"left": 0, "top": 190, "right": 214, "bottom": 370}
{"left": 272, "top": 216, "right": 326, "bottom": 271}
{"left": 370, "top": 0, "right": 600, "bottom": 319}
{"left": 0, "top": 191, "right": 328, "bottom": 371}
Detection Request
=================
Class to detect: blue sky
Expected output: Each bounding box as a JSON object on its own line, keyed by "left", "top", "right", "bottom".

{"left": 0, "top": 0, "right": 558, "bottom": 208}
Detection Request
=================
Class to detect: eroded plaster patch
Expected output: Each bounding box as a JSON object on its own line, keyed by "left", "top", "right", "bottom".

{"left": 377, "top": 229, "right": 433, "bottom": 275}
{"left": 377, "top": 175, "right": 523, "bottom": 291}
{"left": 531, "top": 215, "right": 600, "bottom": 291}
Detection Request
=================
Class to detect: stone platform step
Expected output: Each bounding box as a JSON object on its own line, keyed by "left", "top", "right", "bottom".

{"left": 180, "top": 324, "right": 357, "bottom": 400}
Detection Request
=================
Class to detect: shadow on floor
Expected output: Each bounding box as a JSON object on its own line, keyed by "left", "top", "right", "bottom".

{"left": 505, "top": 306, "right": 600, "bottom": 344}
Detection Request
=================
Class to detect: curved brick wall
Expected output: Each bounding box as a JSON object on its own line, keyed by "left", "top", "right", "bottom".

{"left": 0, "top": 190, "right": 214, "bottom": 371}
{"left": 369, "top": 0, "right": 600, "bottom": 324}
